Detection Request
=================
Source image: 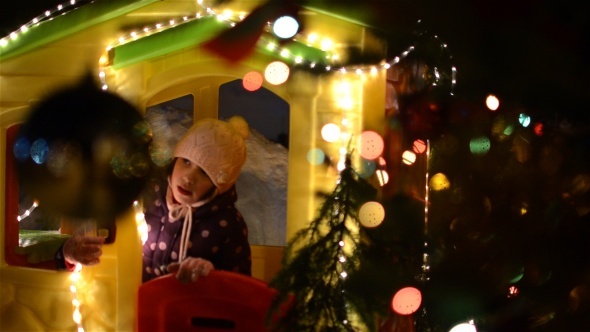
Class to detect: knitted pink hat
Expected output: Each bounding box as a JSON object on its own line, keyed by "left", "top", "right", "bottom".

{"left": 173, "top": 116, "right": 249, "bottom": 194}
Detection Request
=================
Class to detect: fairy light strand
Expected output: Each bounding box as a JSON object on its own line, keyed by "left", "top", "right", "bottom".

{"left": 69, "top": 263, "right": 85, "bottom": 332}
{"left": 17, "top": 201, "right": 39, "bottom": 221}
{"left": 421, "top": 139, "right": 431, "bottom": 282}
{"left": 3, "top": 2, "right": 457, "bottom": 94}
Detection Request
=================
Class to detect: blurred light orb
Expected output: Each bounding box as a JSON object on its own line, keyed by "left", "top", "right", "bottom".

{"left": 568, "top": 284, "right": 589, "bottom": 313}
{"left": 376, "top": 169, "right": 389, "bottom": 186}
{"left": 519, "top": 113, "right": 531, "bottom": 127}
{"left": 358, "top": 158, "right": 376, "bottom": 179}
{"left": 359, "top": 201, "right": 385, "bottom": 228}
{"left": 534, "top": 122, "right": 544, "bottom": 136}
{"left": 469, "top": 136, "right": 491, "bottom": 155}
{"left": 242, "top": 71, "right": 263, "bottom": 91}
{"left": 430, "top": 173, "right": 450, "bottom": 191}
{"left": 402, "top": 150, "right": 417, "bottom": 165}
{"left": 321, "top": 123, "right": 341, "bottom": 142}
{"left": 30, "top": 138, "right": 49, "bottom": 164}
{"left": 13, "top": 137, "right": 31, "bottom": 161}
{"left": 265, "top": 61, "right": 290, "bottom": 85}
{"left": 358, "top": 130, "right": 384, "bottom": 160}
{"left": 391, "top": 287, "right": 422, "bottom": 315}
{"left": 307, "top": 148, "right": 325, "bottom": 165}
{"left": 486, "top": 94, "right": 499, "bottom": 111}
{"left": 272, "top": 16, "right": 299, "bottom": 39}
{"left": 449, "top": 322, "right": 477, "bottom": 332}
{"left": 413, "top": 139, "right": 427, "bottom": 154}
{"left": 503, "top": 124, "right": 514, "bottom": 136}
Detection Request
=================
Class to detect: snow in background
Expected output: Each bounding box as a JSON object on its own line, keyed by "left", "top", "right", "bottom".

{"left": 146, "top": 105, "right": 288, "bottom": 246}
{"left": 236, "top": 129, "right": 288, "bottom": 246}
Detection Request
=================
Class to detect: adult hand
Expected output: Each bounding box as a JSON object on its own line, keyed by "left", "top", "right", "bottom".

{"left": 62, "top": 233, "right": 105, "bottom": 266}
{"left": 167, "top": 257, "right": 215, "bottom": 283}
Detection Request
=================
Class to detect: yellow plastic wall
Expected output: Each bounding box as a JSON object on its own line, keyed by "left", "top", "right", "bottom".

{"left": 0, "top": 1, "right": 386, "bottom": 330}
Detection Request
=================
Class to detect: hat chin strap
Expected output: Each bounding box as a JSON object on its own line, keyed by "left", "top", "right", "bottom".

{"left": 166, "top": 183, "right": 218, "bottom": 262}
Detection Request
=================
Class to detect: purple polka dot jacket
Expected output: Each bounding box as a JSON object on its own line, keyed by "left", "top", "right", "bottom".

{"left": 142, "top": 179, "right": 252, "bottom": 283}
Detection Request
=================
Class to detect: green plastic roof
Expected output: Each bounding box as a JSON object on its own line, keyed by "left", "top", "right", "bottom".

{"left": 112, "top": 16, "right": 329, "bottom": 69}
{"left": 0, "top": 0, "right": 157, "bottom": 61}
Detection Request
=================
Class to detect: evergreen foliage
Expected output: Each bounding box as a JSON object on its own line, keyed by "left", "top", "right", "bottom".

{"left": 267, "top": 154, "right": 380, "bottom": 331}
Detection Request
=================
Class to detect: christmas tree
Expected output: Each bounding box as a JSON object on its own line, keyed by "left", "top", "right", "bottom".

{"left": 267, "top": 152, "right": 389, "bottom": 331}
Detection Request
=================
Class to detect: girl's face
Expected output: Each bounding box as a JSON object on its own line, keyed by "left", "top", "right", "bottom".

{"left": 170, "top": 158, "right": 215, "bottom": 205}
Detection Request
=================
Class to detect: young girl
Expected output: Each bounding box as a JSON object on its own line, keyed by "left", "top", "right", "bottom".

{"left": 59, "top": 116, "right": 252, "bottom": 284}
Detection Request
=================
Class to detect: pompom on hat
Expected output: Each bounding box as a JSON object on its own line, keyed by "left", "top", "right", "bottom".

{"left": 173, "top": 116, "right": 249, "bottom": 194}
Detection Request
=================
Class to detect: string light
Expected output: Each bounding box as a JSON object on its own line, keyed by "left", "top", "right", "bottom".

{"left": 69, "top": 263, "right": 85, "bottom": 332}
{"left": 17, "top": 200, "right": 39, "bottom": 221}
{"left": 0, "top": 0, "right": 87, "bottom": 47}
{"left": 421, "top": 140, "right": 431, "bottom": 282}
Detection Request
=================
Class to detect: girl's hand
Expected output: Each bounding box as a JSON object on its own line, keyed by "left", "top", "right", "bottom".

{"left": 62, "top": 233, "right": 105, "bottom": 266}
{"left": 167, "top": 257, "right": 215, "bottom": 283}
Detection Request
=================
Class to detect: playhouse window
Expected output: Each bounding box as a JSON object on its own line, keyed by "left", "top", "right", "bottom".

{"left": 5, "top": 125, "right": 115, "bottom": 270}
{"left": 146, "top": 80, "right": 289, "bottom": 246}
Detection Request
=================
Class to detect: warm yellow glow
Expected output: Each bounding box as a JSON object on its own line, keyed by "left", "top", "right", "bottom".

{"left": 321, "top": 123, "right": 341, "bottom": 142}
{"left": 72, "top": 309, "right": 82, "bottom": 324}
{"left": 430, "top": 173, "right": 450, "bottom": 191}
{"left": 307, "top": 33, "right": 318, "bottom": 44}
{"left": 359, "top": 201, "right": 385, "bottom": 228}
{"left": 320, "top": 38, "right": 333, "bottom": 51}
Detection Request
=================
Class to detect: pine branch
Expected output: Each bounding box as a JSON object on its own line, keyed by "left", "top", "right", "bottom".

{"left": 267, "top": 154, "right": 378, "bottom": 331}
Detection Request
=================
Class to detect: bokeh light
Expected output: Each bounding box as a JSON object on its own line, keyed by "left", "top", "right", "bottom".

{"left": 13, "top": 137, "right": 31, "bottom": 161}
{"left": 534, "top": 122, "right": 544, "bottom": 136}
{"left": 30, "top": 138, "right": 49, "bottom": 164}
{"left": 358, "top": 131, "right": 384, "bottom": 160}
{"left": 486, "top": 94, "right": 499, "bottom": 111}
{"left": 358, "top": 201, "right": 385, "bottom": 228}
{"left": 413, "top": 139, "right": 427, "bottom": 154}
{"left": 449, "top": 321, "right": 477, "bottom": 332}
{"left": 307, "top": 148, "right": 325, "bottom": 165}
{"left": 519, "top": 113, "right": 531, "bottom": 127}
{"left": 376, "top": 169, "right": 389, "bottom": 186}
{"left": 357, "top": 158, "right": 376, "bottom": 179}
{"left": 430, "top": 173, "right": 450, "bottom": 191}
{"left": 242, "top": 71, "right": 263, "bottom": 91}
{"left": 391, "top": 287, "right": 422, "bottom": 315}
{"left": 321, "top": 123, "right": 341, "bottom": 142}
{"left": 568, "top": 284, "right": 589, "bottom": 313}
{"left": 469, "top": 136, "right": 491, "bottom": 155}
{"left": 272, "top": 16, "right": 299, "bottom": 39}
{"left": 402, "top": 150, "right": 417, "bottom": 165}
{"left": 264, "top": 61, "right": 290, "bottom": 85}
